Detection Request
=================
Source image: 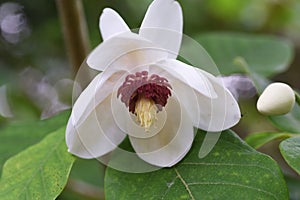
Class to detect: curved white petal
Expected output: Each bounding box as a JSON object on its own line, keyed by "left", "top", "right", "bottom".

{"left": 66, "top": 95, "right": 126, "bottom": 158}
{"left": 129, "top": 96, "right": 194, "bottom": 167}
{"left": 99, "top": 8, "right": 130, "bottom": 41}
{"left": 87, "top": 32, "right": 168, "bottom": 71}
{"left": 193, "top": 69, "right": 241, "bottom": 131}
{"left": 198, "top": 132, "right": 221, "bottom": 158}
{"left": 139, "top": 0, "right": 183, "bottom": 58}
{"left": 170, "top": 80, "right": 201, "bottom": 129}
{"left": 71, "top": 70, "right": 124, "bottom": 126}
{"left": 154, "top": 59, "right": 217, "bottom": 98}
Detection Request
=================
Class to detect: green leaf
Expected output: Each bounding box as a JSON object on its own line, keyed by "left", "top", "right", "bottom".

{"left": 268, "top": 90, "right": 300, "bottom": 133}
{"left": 280, "top": 137, "right": 300, "bottom": 175}
{"left": 197, "top": 32, "right": 293, "bottom": 77}
{"left": 105, "top": 130, "right": 288, "bottom": 200}
{"left": 269, "top": 104, "right": 300, "bottom": 133}
{"left": 0, "top": 111, "right": 70, "bottom": 175}
{"left": 0, "top": 127, "right": 75, "bottom": 200}
{"left": 245, "top": 132, "right": 291, "bottom": 149}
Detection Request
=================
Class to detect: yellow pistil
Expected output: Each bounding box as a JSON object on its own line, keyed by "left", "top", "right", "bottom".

{"left": 134, "top": 97, "right": 157, "bottom": 131}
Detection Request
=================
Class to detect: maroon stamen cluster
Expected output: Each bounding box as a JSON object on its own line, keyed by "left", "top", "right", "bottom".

{"left": 117, "top": 71, "right": 172, "bottom": 113}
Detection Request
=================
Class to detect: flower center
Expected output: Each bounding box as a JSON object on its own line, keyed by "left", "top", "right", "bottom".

{"left": 134, "top": 96, "right": 157, "bottom": 131}
{"left": 117, "top": 71, "right": 172, "bottom": 130}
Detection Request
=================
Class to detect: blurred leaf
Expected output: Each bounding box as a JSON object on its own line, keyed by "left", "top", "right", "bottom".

{"left": 0, "top": 127, "right": 75, "bottom": 200}
{"left": 206, "top": 0, "right": 247, "bottom": 21}
{"left": 58, "top": 159, "right": 105, "bottom": 200}
{"left": 197, "top": 32, "right": 293, "bottom": 77}
{"left": 69, "top": 158, "right": 105, "bottom": 187}
{"left": 280, "top": 136, "right": 300, "bottom": 175}
{"left": 245, "top": 132, "right": 291, "bottom": 149}
{"left": 0, "top": 110, "right": 70, "bottom": 175}
{"left": 269, "top": 104, "right": 300, "bottom": 133}
{"left": 105, "top": 130, "right": 288, "bottom": 200}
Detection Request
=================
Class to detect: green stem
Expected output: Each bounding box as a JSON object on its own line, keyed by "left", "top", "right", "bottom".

{"left": 295, "top": 90, "right": 300, "bottom": 106}
{"left": 56, "top": 0, "right": 90, "bottom": 75}
{"left": 233, "top": 56, "right": 251, "bottom": 74}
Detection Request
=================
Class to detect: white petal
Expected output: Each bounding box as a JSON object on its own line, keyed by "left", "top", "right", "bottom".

{"left": 132, "top": 63, "right": 239, "bottom": 131}
{"left": 71, "top": 70, "right": 124, "bottom": 126}
{"left": 87, "top": 32, "right": 168, "bottom": 71}
{"left": 66, "top": 95, "right": 126, "bottom": 158}
{"left": 198, "top": 132, "right": 221, "bottom": 158}
{"left": 193, "top": 69, "right": 241, "bottom": 131}
{"left": 155, "top": 59, "right": 217, "bottom": 98}
{"left": 139, "top": 0, "right": 183, "bottom": 59}
{"left": 129, "top": 96, "right": 194, "bottom": 167}
{"left": 99, "top": 8, "right": 130, "bottom": 41}
{"left": 170, "top": 80, "right": 201, "bottom": 129}
{"left": 0, "top": 85, "right": 13, "bottom": 118}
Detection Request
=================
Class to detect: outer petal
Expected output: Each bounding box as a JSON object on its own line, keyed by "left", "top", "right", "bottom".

{"left": 66, "top": 70, "right": 126, "bottom": 158}
{"left": 194, "top": 69, "right": 241, "bottom": 131}
{"left": 66, "top": 95, "right": 126, "bottom": 158}
{"left": 151, "top": 60, "right": 240, "bottom": 131}
{"left": 139, "top": 0, "right": 183, "bottom": 59}
{"left": 87, "top": 33, "right": 168, "bottom": 71}
{"left": 129, "top": 96, "right": 194, "bottom": 167}
{"left": 154, "top": 59, "right": 217, "bottom": 98}
{"left": 99, "top": 8, "right": 130, "bottom": 41}
{"left": 71, "top": 70, "right": 123, "bottom": 126}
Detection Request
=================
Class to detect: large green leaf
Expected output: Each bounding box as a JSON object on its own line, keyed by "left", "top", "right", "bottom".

{"left": 197, "top": 32, "right": 293, "bottom": 77}
{"left": 0, "top": 111, "right": 70, "bottom": 175}
{"left": 245, "top": 132, "right": 291, "bottom": 149}
{"left": 280, "top": 137, "right": 300, "bottom": 175}
{"left": 0, "top": 127, "right": 75, "bottom": 200}
{"left": 105, "top": 130, "right": 288, "bottom": 200}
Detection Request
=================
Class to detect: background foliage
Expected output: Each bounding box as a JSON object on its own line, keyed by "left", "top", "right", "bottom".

{"left": 0, "top": 0, "right": 300, "bottom": 199}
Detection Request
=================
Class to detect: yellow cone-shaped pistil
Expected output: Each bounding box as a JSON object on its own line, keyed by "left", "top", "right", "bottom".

{"left": 135, "top": 97, "right": 157, "bottom": 131}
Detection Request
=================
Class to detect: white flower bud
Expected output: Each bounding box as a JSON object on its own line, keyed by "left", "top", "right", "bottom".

{"left": 257, "top": 82, "right": 295, "bottom": 116}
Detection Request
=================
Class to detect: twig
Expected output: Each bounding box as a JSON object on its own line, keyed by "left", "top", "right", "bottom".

{"left": 56, "top": 0, "right": 90, "bottom": 75}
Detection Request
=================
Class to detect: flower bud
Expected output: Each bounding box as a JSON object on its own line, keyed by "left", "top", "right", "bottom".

{"left": 257, "top": 82, "right": 295, "bottom": 116}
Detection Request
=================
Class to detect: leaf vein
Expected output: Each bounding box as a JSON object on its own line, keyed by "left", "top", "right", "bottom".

{"left": 40, "top": 169, "right": 49, "bottom": 198}
{"left": 187, "top": 181, "right": 278, "bottom": 199}
{"left": 181, "top": 162, "right": 277, "bottom": 177}
{"left": 160, "top": 175, "right": 178, "bottom": 199}
{"left": 174, "top": 168, "right": 195, "bottom": 200}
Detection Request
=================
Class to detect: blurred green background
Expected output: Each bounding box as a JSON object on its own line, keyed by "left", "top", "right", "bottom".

{"left": 1, "top": 0, "right": 300, "bottom": 121}
{"left": 0, "top": 0, "right": 300, "bottom": 199}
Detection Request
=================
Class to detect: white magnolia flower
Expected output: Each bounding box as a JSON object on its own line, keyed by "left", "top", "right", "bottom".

{"left": 66, "top": 0, "right": 241, "bottom": 167}
{"left": 257, "top": 82, "right": 295, "bottom": 116}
